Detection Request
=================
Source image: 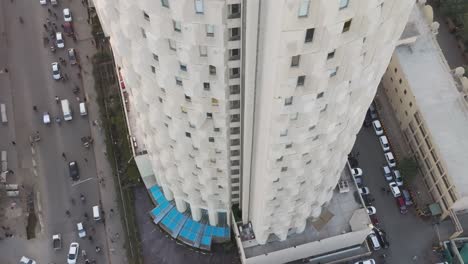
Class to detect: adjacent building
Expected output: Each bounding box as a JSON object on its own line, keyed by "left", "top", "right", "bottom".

{"left": 92, "top": 0, "right": 415, "bottom": 262}
{"left": 381, "top": 4, "right": 468, "bottom": 233}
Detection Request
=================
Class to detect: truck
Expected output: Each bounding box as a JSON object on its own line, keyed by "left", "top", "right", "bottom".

{"left": 61, "top": 99, "right": 72, "bottom": 121}
{"left": 52, "top": 234, "right": 61, "bottom": 250}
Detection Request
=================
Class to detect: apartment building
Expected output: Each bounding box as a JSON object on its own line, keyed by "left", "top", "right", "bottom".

{"left": 382, "top": 4, "right": 468, "bottom": 224}
{"left": 92, "top": 0, "right": 415, "bottom": 262}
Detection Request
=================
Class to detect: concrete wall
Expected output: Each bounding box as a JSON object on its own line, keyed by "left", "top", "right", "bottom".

{"left": 246, "top": 0, "right": 415, "bottom": 244}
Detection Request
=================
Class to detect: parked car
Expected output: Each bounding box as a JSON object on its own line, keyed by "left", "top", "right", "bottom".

{"left": 370, "top": 215, "right": 379, "bottom": 226}
{"left": 369, "top": 102, "right": 378, "bottom": 120}
{"left": 67, "top": 242, "right": 79, "bottom": 264}
{"left": 351, "top": 168, "right": 363, "bottom": 177}
{"left": 68, "top": 161, "right": 79, "bottom": 180}
{"left": 402, "top": 189, "right": 413, "bottom": 206}
{"left": 367, "top": 232, "right": 381, "bottom": 251}
{"left": 354, "top": 259, "right": 375, "bottom": 264}
{"left": 64, "top": 22, "right": 74, "bottom": 36}
{"left": 373, "top": 227, "right": 390, "bottom": 248}
{"left": 19, "top": 256, "right": 36, "bottom": 264}
{"left": 39, "top": 0, "right": 47, "bottom": 5}
{"left": 389, "top": 182, "right": 401, "bottom": 197}
{"left": 393, "top": 170, "right": 403, "bottom": 186}
{"left": 396, "top": 196, "right": 408, "bottom": 214}
{"left": 383, "top": 165, "right": 393, "bottom": 181}
{"left": 63, "top": 8, "right": 72, "bottom": 22}
{"left": 372, "top": 120, "right": 384, "bottom": 136}
{"left": 355, "top": 176, "right": 363, "bottom": 187}
{"left": 68, "top": 48, "right": 77, "bottom": 65}
{"left": 379, "top": 135, "right": 390, "bottom": 152}
{"left": 359, "top": 187, "right": 370, "bottom": 195}
{"left": 367, "top": 206, "right": 376, "bottom": 215}
{"left": 43, "top": 112, "right": 51, "bottom": 124}
{"left": 77, "top": 222, "right": 86, "bottom": 238}
{"left": 384, "top": 152, "right": 396, "bottom": 167}
{"left": 51, "top": 62, "right": 61, "bottom": 80}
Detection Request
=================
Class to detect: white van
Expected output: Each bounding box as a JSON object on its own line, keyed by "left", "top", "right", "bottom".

{"left": 61, "top": 99, "right": 72, "bottom": 121}
{"left": 79, "top": 102, "right": 87, "bottom": 116}
{"left": 368, "top": 232, "right": 381, "bottom": 250}
{"left": 93, "top": 205, "right": 101, "bottom": 221}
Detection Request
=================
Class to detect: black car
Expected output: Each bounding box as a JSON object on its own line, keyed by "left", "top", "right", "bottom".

{"left": 373, "top": 227, "right": 390, "bottom": 248}
{"left": 68, "top": 161, "right": 79, "bottom": 180}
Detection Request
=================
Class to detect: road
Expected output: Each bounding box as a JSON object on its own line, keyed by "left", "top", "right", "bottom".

{"left": 0, "top": 0, "right": 108, "bottom": 263}
{"left": 351, "top": 123, "right": 442, "bottom": 264}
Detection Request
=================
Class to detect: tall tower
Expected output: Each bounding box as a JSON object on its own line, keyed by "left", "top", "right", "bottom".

{"left": 92, "top": 0, "right": 414, "bottom": 245}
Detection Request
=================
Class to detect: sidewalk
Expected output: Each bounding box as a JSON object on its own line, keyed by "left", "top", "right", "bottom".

{"left": 72, "top": 1, "right": 128, "bottom": 263}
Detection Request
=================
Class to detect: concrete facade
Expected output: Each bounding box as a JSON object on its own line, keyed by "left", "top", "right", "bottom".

{"left": 92, "top": 0, "right": 415, "bottom": 250}
{"left": 381, "top": 4, "right": 468, "bottom": 220}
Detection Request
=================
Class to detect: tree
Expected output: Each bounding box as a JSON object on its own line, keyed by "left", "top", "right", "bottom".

{"left": 398, "top": 157, "right": 419, "bottom": 183}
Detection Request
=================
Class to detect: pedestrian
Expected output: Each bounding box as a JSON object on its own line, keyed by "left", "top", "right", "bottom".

{"left": 43, "top": 23, "right": 47, "bottom": 29}
{"left": 8, "top": 170, "right": 14, "bottom": 174}
{"left": 4, "top": 68, "right": 8, "bottom": 73}
{"left": 47, "top": 8, "right": 51, "bottom": 13}
{"left": 53, "top": 12, "right": 57, "bottom": 18}
{"left": 84, "top": 158, "right": 88, "bottom": 162}
{"left": 78, "top": 65, "right": 82, "bottom": 70}
{"left": 11, "top": 141, "right": 16, "bottom": 145}
{"left": 61, "top": 24, "right": 64, "bottom": 29}
{"left": 86, "top": 55, "right": 89, "bottom": 60}
{"left": 54, "top": 24, "right": 57, "bottom": 30}
{"left": 62, "top": 152, "right": 66, "bottom": 159}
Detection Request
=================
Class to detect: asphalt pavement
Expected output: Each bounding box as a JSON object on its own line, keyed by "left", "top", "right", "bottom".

{"left": 0, "top": 0, "right": 110, "bottom": 263}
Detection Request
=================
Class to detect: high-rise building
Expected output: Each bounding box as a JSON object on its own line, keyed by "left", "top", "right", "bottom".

{"left": 92, "top": 0, "right": 414, "bottom": 260}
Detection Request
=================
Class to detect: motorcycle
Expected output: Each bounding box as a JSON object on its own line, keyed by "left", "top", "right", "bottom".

{"left": 50, "top": 45, "right": 56, "bottom": 53}
{"left": 55, "top": 117, "right": 61, "bottom": 125}
{"left": 80, "top": 194, "right": 86, "bottom": 203}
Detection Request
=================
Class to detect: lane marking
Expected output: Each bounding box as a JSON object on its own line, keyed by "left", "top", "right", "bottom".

{"left": 72, "top": 177, "right": 94, "bottom": 187}
{"left": 32, "top": 159, "right": 36, "bottom": 168}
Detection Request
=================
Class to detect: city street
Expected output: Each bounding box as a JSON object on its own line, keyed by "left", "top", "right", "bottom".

{"left": 350, "top": 114, "right": 442, "bottom": 263}
{"left": 0, "top": 0, "right": 109, "bottom": 263}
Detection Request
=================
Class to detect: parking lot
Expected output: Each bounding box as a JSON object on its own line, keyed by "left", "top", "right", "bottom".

{"left": 349, "top": 97, "right": 444, "bottom": 264}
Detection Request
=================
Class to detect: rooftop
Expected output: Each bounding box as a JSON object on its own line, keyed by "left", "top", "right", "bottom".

{"left": 394, "top": 6, "right": 468, "bottom": 198}
{"left": 239, "top": 167, "right": 370, "bottom": 259}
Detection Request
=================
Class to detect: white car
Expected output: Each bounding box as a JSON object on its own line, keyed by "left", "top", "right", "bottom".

{"left": 366, "top": 206, "right": 376, "bottom": 215}
{"left": 67, "top": 242, "right": 79, "bottom": 264}
{"left": 379, "top": 135, "right": 390, "bottom": 152}
{"left": 389, "top": 182, "right": 401, "bottom": 197}
{"left": 351, "top": 168, "right": 363, "bottom": 177}
{"left": 372, "top": 120, "right": 384, "bottom": 136}
{"left": 354, "top": 259, "right": 376, "bottom": 264}
{"left": 383, "top": 165, "right": 393, "bottom": 181}
{"left": 56, "top": 32, "right": 65, "bottom": 48}
{"left": 77, "top": 222, "right": 86, "bottom": 238}
{"left": 63, "top": 8, "right": 72, "bottom": 22}
{"left": 19, "top": 256, "right": 37, "bottom": 264}
{"left": 359, "top": 187, "right": 370, "bottom": 195}
{"left": 51, "top": 62, "right": 61, "bottom": 80}
{"left": 43, "top": 112, "right": 51, "bottom": 124}
{"left": 385, "top": 152, "right": 396, "bottom": 168}
{"left": 39, "top": 0, "right": 47, "bottom": 5}
{"left": 393, "top": 170, "right": 404, "bottom": 186}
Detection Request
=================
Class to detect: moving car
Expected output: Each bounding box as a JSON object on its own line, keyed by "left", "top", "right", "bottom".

{"left": 359, "top": 187, "right": 370, "bottom": 195}
{"left": 56, "top": 32, "right": 65, "bottom": 48}
{"left": 383, "top": 165, "right": 393, "bottom": 181}
{"left": 67, "top": 242, "right": 79, "bottom": 264}
{"left": 19, "top": 256, "right": 36, "bottom": 264}
{"left": 354, "top": 259, "right": 375, "bottom": 264}
{"left": 63, "top": 8, "right": 72, "bottom": 22}
{"left": 43, "top": 112, "right": 51, "bottom": 124}
{"left": 77, "top": 222, "right": 86, "bottom": 238}
{"left": 384, "top": 152, "right": 396, "bottom": 168}
{"left": 393, "top": 170, "right": 403, "bottom": 186}
{"left": 372, "top": 120, "right": 384, "bottom": 136}
{"left": 39, "top": 0, "right": 47, "bottom": 5}
{"left": 379, "top": 135, "right": 390, "bottom": 152}
{"left": 68, "top": 48, "right": 77, "bottom": 65}
{"left": 389, "top": 182, "right": 401, "bottom": 197}
{"left": 396, "top": 196, "right": 408, "bottom": 214}
{"left": 64, "top": 22, "right": 74, "bottom": 36}
{"left": 51, "top": 62, "right": 61, "bottom": 80}
{"left": 351, "top": 168, "right": 363, "bottom": 177}
{"left": 68, "top": 161, "right": 79, "bottom": 180}
{"left": 367, "top": 206, "right": 376, "bottom": 215}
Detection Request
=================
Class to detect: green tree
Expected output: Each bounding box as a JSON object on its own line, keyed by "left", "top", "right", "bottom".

{"left": 399, "top": 157, "right": 419, "bottom": 183}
